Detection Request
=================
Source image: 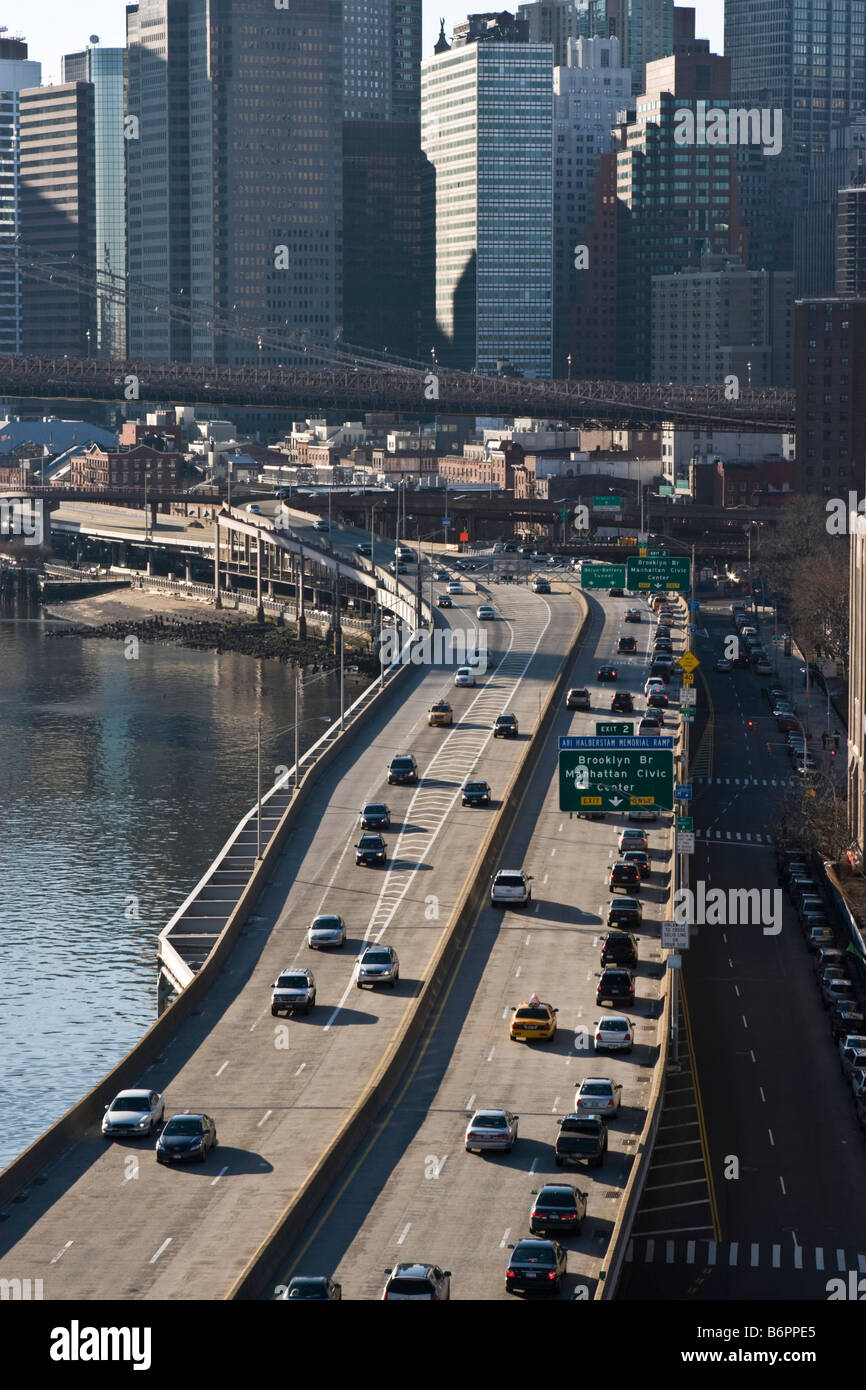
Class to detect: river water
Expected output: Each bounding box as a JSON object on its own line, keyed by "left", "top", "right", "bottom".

{"left": 0, "top": 600, "right": 367, "bottom": 1170}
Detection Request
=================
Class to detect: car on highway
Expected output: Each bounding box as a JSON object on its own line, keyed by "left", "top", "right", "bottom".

{"left": 575, "top": 1077, "right": 622, "bottom": 1116}
{"left": 618, "top": 827, "right": 648, "bottom": 853}
{"left": 505, "top": 1238, "right": 567, "bottom": 1295}
{"left": 313, "top": 519, "right": 330, "bottom": 532}
{"left": 611, "top": 691, "right": 634, "bottom": 713}
{"left": 823, "top": 978, "right": 856, "bottom": 1009}
{"left": 360, "top": 802, "right": 391, "bottom": 829}
{"left": 307, "top": 914, "right": 346, "bottom": 950}
{"left": 271, "top": 967, "right": 316, "bottom": 1015}
{"left": 493, "top": 712, "right": 519, "bottom": 738}
{"left": 529, "top": 1183, "right": 587, "bottom": 1235}
{"left": 755, "top": 660, "right": 774, "bottom": 676}
{"left": 647, "top": 691, "right": 670, "bottom": 709}
{"left": 596, "top": 967, "right": 635, "bottom": 1006}
{"left": 102, "top": 1089, "right": 165, "bottom": 1139}
{"left": 831, "top": 1005, "right": 866, "bottom": 1041}
{"left": 355, "top": 541, "right": 372, "bottom": 556}
{"left": 356, "top": 943, "right": 399, "bottom": 989}
{"left": 609, "top": 861, "right": 641, "bottom": 893}
{"left": 462, "top": 779, "right": 491, "bottom": 806}
{"left": 644, "top": 676, "right": 665, "bottom": 695}
{"left": 649, "top": 664, "right": 671, "bottom": 683}
{"left": 555, "top": 1113, "right": 609, "bottom": 1168}
{"left": 607, "top": 897, "right": 642, "bottom": 930}
{"left": 566, "top": 687, "right": 591, "bottom": 710}
{"left": 156, "top": 1113, "right": 217, "bottom": 1165}
{"left": 389, "top": 560, "right": 408, "bottom": 574}
{"left": 454, "top": 666, "right": 476, "bottom": 687}
{"left": 510, "top": 1000, "right": 557, "bottom": 1042}
{"left": 813, "top": 947, "right": 846, "bottom": 977}
{"left": 428, "top": 700, "right": 454, "bottom": 726}
{"left": 476, "top": 603, "right": 496, "bottom": 620}
{"left": 355, "top": 833, "right": 387, "bottom": 866}
{"left": 629, "top": 804, "right": 659, "bottom": 823}
{"left": 447, "top": 580, "right": 463, "bottom": 594}
{"left": 638, "top": 717, "right": 660, "bottom": 735}
{"left": 594, "top": 1013, "right": 633, "bottom": 1053}
{"left": 841, "top": 1044, "right": 866, "bottom": 1084}
{"left": 492, "top": 869, "right": 533, "bottom": 906}
{"left": 608, "top": 586, "right": 624, "bottom": 597}
{"left": 625, "top": 608, "right": 642, "bottom": 623}
{"left": 617, "top": 636, "right": 637, "bottom": 654}
{"left": 276, "top": 1277, "right": 342, "bottom": 1301}
{"left": 434, "top": 568, "right": 449, "bottom": 581}
{"left": 600, "top": 931, "right": 639, "bottom": 968}
{"left": 639, "top": 709, "right": 663, "bottom": 728}
{"left": 382, "top": 1264, "right": 451, "bottom": 1301}
{"left": 464, "top": 1108, "right": 519, "bottom": 1154}
{"left": 621, "top": 850, "right": 650, "bottom": 878}
{"left": 436, "top": 593, "right": 453, "bottom": 608}
{"left": 532, "top": 576, "right": 551, "bottom": 593}
{"left": 597, "top": 666, "right": 617, "bottom": 682}
{"left": 187, "top": 519, "right": 204, "bottom": 528}
{"left": 387, "top": 753, "right": 418, "bottom": 784}
{"left": 246, "top": 503, "right": 262, "bottom": 514}
{"left": 806, "top": 925, "right": 836, "bottom": 951}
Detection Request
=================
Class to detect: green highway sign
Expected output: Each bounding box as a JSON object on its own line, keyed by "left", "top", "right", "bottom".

{"left": 659, "top": 484, "right": 673, "bottom": 496}
{"left": 559, "top": 507, "right": 569, "bottom": 521}
{"left": 626, "top": 554, "right": 691, "bottom": 591}
{"left": 677, "top": 816, "right": 694, "bottom": 832}
{"left": 558, "top": 736, "right": 674, "bottom": 813}
{"left": 593, "top": 495, "right": 621, "bottom": 508}
{"left": 596, "top": 722, "right": 634, "bottom": 736}
{"left": 580, "top": 563, "right": 626, "bottom": 589}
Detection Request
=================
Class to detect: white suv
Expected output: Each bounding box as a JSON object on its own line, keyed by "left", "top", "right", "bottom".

{"left": 491, "top": 869, "right": 533, "bottom": 907}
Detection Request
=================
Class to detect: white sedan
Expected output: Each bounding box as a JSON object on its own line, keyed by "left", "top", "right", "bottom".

{"left": 102, "top": 1089, "right": 165, "bottom": 1139}
{"left": 574, "top": 1077, "right": 622, "bottom": 1115}
{"left": 454, "top": 667, "right": 476, "bottom": 687}
{"left": 594, "top": 1016, "right": 633, "bottom": 1053}
{"left": 644, "top": 676, "right": 666, "bottom": 696}
{"left": 476, "top": 603, "right": 496, "bottom": 620}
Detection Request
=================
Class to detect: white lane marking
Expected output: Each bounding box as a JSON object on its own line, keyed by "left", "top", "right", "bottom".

{"left": 515, "top": 966, "right": 521, "bottom": 977}
{"left": 779, "top": 1176, "right": 786, "bottom": 1195}
{"left": 728, "top": 958, "right": 733, "bottom": 969}
{"left": 551, "top": 847, "right": 556, "bottom": 857}
{"left": 742, "top": 1015, "right": 748, "bottom": 1029}
{"left": 558, "top": 823, "right": 563, "bottom": 833}
{"left": 149, "top": 1238, "right": 172, "bottom": 1264}
{"left": 501, "top": 1007, "right": 508, "bottom": 1019}
{"left": 750, "top": 1243, "right": 759, "bottom": 1267}
{"left": 552, "top": 1097, "right": 560, "bottom": 1112}
{"left": 249, "top": 1010, "right": 267, "bottom": 1032}
{"left": 294, "top": 1063, "right": 305, "bottom": 1077}
{"left": 722, "top": 933, "right": 727, "bottom": 944}
{"left": 500, "top": 1229, "right": 511, "bottom": 1249}
{"left": 543, "top": 874, "right": 549, "bottom": 884}
{"left": 487, "top": 1046, "right": 495, "bottom": 1062}
{"left": 257, "top": 1110, "right": 273, "bottom": 1127}
{"left": 534, "top": 902, "right": 540, "bottom": 913}
{"left": 707, "top": 1241, "right": 717, "bottom": 1266}
{"left": 50, "top": 1242, "right": 73, "bottom": 1263}
{"left": 794, "top": 1244, "right": 803, "bottom": 1269}
{"left": 837, "top": 1248, "right": 847, "bottom": 1272}
{"left": 750, "top": 1050, "right": 756, "bottom": 1063}
{"left": 815, "top": 1247, "right": 824, "bottom": 1270}
{"left": 530, "top": 1157, "right": 538, "bottom": 1174}
{"left": 210, "top": 1166, "right": 229, "bottom": 1186}
{"left": 768, "top": 1128, "right": 775, "bottom": 1146}
{"left": 215, "top": 1061, "right": 229, "bottom": 1077}
{"left": 644, "top": 1239, "right": 655, "bottom": 1263}
{"left": 733, "top": 985, "right": 739, "bottom": 998}
{"left": 759, "top": 1087, "right": 766, "bottom": 1103}
{"left": 525, "top": 935, "right": 532, "bottom": 946}
{"left": 466, "top": 1094, "right": 476, "bottom": 1112}
{"left": 686, "top": 1241, "right": 695, "bottom": 1264}
{"left": 729, "top": 1242, "right": 738, "bottom": 1266}
{"left": 323, "top": 611, "right": 552, "bottom": 1029}
{"left": 397, "top": 1224, "right": 411, "bottom": 1246}
{"left": 772, "top": 1244, "right": 781, "bottom": 1267}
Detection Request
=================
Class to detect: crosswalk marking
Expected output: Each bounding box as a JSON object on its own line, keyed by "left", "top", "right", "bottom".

{"left": 815, "top": 1248, "right": 824, "bottom": 1269}
{"left": 624, "top": 1238, "right": 866, "bottom": 1272}
{"left": 695, "top": 776, "right": 799, "bottom": 788}
{"left": 794, "top": 1244, "right": 803, "bottom": 1269}
{"left": 729, "top": 1242, "right": 738, "bottom": 1266}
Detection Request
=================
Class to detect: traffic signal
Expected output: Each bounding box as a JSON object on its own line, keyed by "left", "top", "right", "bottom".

{"left": 747, "top": 719, "right": 754, "bottom": 729}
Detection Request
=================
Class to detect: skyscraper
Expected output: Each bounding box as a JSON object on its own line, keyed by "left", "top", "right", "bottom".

{"left": 342, "top": 1, "right": 423, "bottom": 358}
{"left": 518, "top": 0, "right": 581, "bottom": 64}
{"left": 725, "top": 0, "right": 866, "bottom": 166}
{"left": 796, "top": 120, "right": 866, "bottom": 296}
{"left": 126, "top": 0, "right": 343, "bottom": 366}
{"left": 19, "top": 81, "right": 96, "bottom": 356}
{"left": 0, "top": 37, "right": 41, "bottom": 355}
{"left": 421, "top": 16, "right": 554, "bottom": 376}
{"left": 575, "top": 0, "right": 673, "bottom": 95}
{"left": 62, "top": 43, "right": 126, "bottom": 358}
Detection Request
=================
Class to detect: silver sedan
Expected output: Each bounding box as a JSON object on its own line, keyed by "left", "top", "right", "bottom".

{"left": 464, "top": 1108, "right": 519, "bottom": 1154}
{"left": 307, "top": 914, "right": 346, "bottom": 949}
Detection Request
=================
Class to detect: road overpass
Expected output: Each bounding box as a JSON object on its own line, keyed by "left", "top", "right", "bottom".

{"left": 0, "top": 353, "right": 794, "bottom": 430}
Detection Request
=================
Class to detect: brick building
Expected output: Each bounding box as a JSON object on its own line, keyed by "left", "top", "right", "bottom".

{"left": 69, "top": 443, "right": 183, "bottom": 490}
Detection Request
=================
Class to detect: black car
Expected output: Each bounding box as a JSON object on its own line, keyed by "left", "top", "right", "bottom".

{"left": 505, "top": 1238, "right": 567, "bottom": 1295}
{"left": 597, "top": 967, "right": 635, "bottom": 1006}
{"left": 355, "top": 833, "right": 387, "bottom": 866}
{"left": 436, "top": 594, "right": 453, "bottom": 608}
{"left": 608, "top": 587, "right": 625, "bottom": 597}
{"left": 609, "top": 861, "right": 641, "bottom": 894}
{"left": 625, "top": 609, "right": 642, "bottom": 623}
{"left": 611, "top": 692, "right": 634, "bottom": 713}
{"left": 617, "top": 637, "right": 637, "bottom": 654}
{"left": 387, "top": 754, "right": 418, "bottom": 784}
{"left": 649, "top": 664, "right": 671, "bottom": 682}
{"left": 462, "top": 780, "right": 491, "bottom": 806}
{"left": 555, "top": 1114, "right": 608, "bottom": 1169}
{"left": 600, "top": 931, "right": 639, "bottom": 968}
{"left": 597, "top": 666, "right": 617, "bottom": 682}
{"left": 647, "top": 691, "right": 669, "bottom": 709}
{"left": 529, "top": 1183, "right": 587, "bottom": 1235}
{"left": 607, "top": 896, "right": 642, "bottom": 929}
{"left": 278, "top": 1276, "right": 342, "bottom": 1301}
{"left": 360, "top": 802, "right": 391, "bottom": 830}
{"left": 156, "top": 1113, "right": 217, "bottom": 1165}
{"left": 831, "top": 1005, "right": 866, "bottom": 1041}
{"left": 493, "top": 713, "right": 519, "bottom": 738}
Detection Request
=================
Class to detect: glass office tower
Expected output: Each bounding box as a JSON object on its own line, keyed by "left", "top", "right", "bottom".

{"left": 0, "top": 38, "right": 41, "bottom": 355}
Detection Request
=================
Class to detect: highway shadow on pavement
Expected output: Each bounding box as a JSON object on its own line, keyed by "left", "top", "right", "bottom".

{"left": 528, "top": 899, "right": 602, "bottom": 925}
{"left": 318, "top": 1005, "right": 384, "bottom": 1025}
{"left": 159, "top": 1148, "right": 274, "bottom": 1176}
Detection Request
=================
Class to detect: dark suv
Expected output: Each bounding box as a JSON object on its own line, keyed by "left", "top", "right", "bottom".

{"left": 600, "top": 931, "right": 638, "bottom": 968}
{"left": 617, "top": 636, "right": 637, "bottom": 654}
{"left": 597, "top": 967, "right": 635, "bottom": 1006}
{"left": 609, "top": 861, "right": 641, "bottom": 894}
{"left": 554, "top": 1114, "right": 608, "bottom": 1170}
{"left": 493, "top": 713, "right": 519, "bottom": 739}
{"left": 387, "top": 754, "right": 418, "bottom": 785}
{"left": 611, "top": 691, "right": 634, "bottom": 713}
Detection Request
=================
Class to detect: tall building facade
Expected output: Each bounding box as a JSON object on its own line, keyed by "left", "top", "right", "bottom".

{"left": 62, "top": 44, "right": 126, "bottom": 358}
{"left": 553, "top": 36, "right": 631, "bottom": 375}
{"left": 0, "top": 38, "right": 41, "bottom": 355}
{"left": 518, "top": 0, "right": 581, "bottom": 64}
{"left": 794, "top": 297, "right": 866, "bottom": 496}
{"left": 19, "top": 81, "right": 96, "bottom": 356}
{"left": 614, "top": 11, "right": 746, "bottom": 380}
{"left": 575, "top": 0, "right": 673, "bottom": 95}
{"left": 837, "top": 186, "right": 866, "bottom": 294}
{"left": 342, "top": 1, "right": 423, "bottom": 358}
{"left": 848, "top": 512, "right": 866, "bottom": 861}
{"left": 725, "top": 0, "right": 866, "bottom": 167}
{"left": 421, "top": 20, "right": 554, "bottom": 376}
{"left": 651, "top": 256, "right": 794, "bottom": 387}
{"left": 126, "top": 0, "right": 343, "bottom": 366}
{"left": 796, "top": 120, "right": 866, "bottom": 297}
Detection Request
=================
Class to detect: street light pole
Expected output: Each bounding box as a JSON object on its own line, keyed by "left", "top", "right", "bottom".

{"left": 294, "top": 668, "right": 300, "bottom": 791}
{"left": 256, "top": 716, "right": 262, "bottom": 860}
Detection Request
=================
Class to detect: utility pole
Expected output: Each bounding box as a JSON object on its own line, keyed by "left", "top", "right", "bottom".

{"left": 294, "top": 668, "right": 300, "bottom": 791}
{"left": 256, "top": 717, "right": 262, "bottom": 860}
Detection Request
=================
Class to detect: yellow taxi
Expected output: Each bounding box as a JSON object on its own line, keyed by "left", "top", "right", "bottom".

{"left": 427, "top": 700, "right": 454, "bottom": 727}
{"left": 509, "top": 997, "right": 558, "bottom": 1043}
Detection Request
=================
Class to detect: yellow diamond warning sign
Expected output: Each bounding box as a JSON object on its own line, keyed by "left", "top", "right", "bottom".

{"left": 678, "top": 651, "right": 699, "bottom": 674}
